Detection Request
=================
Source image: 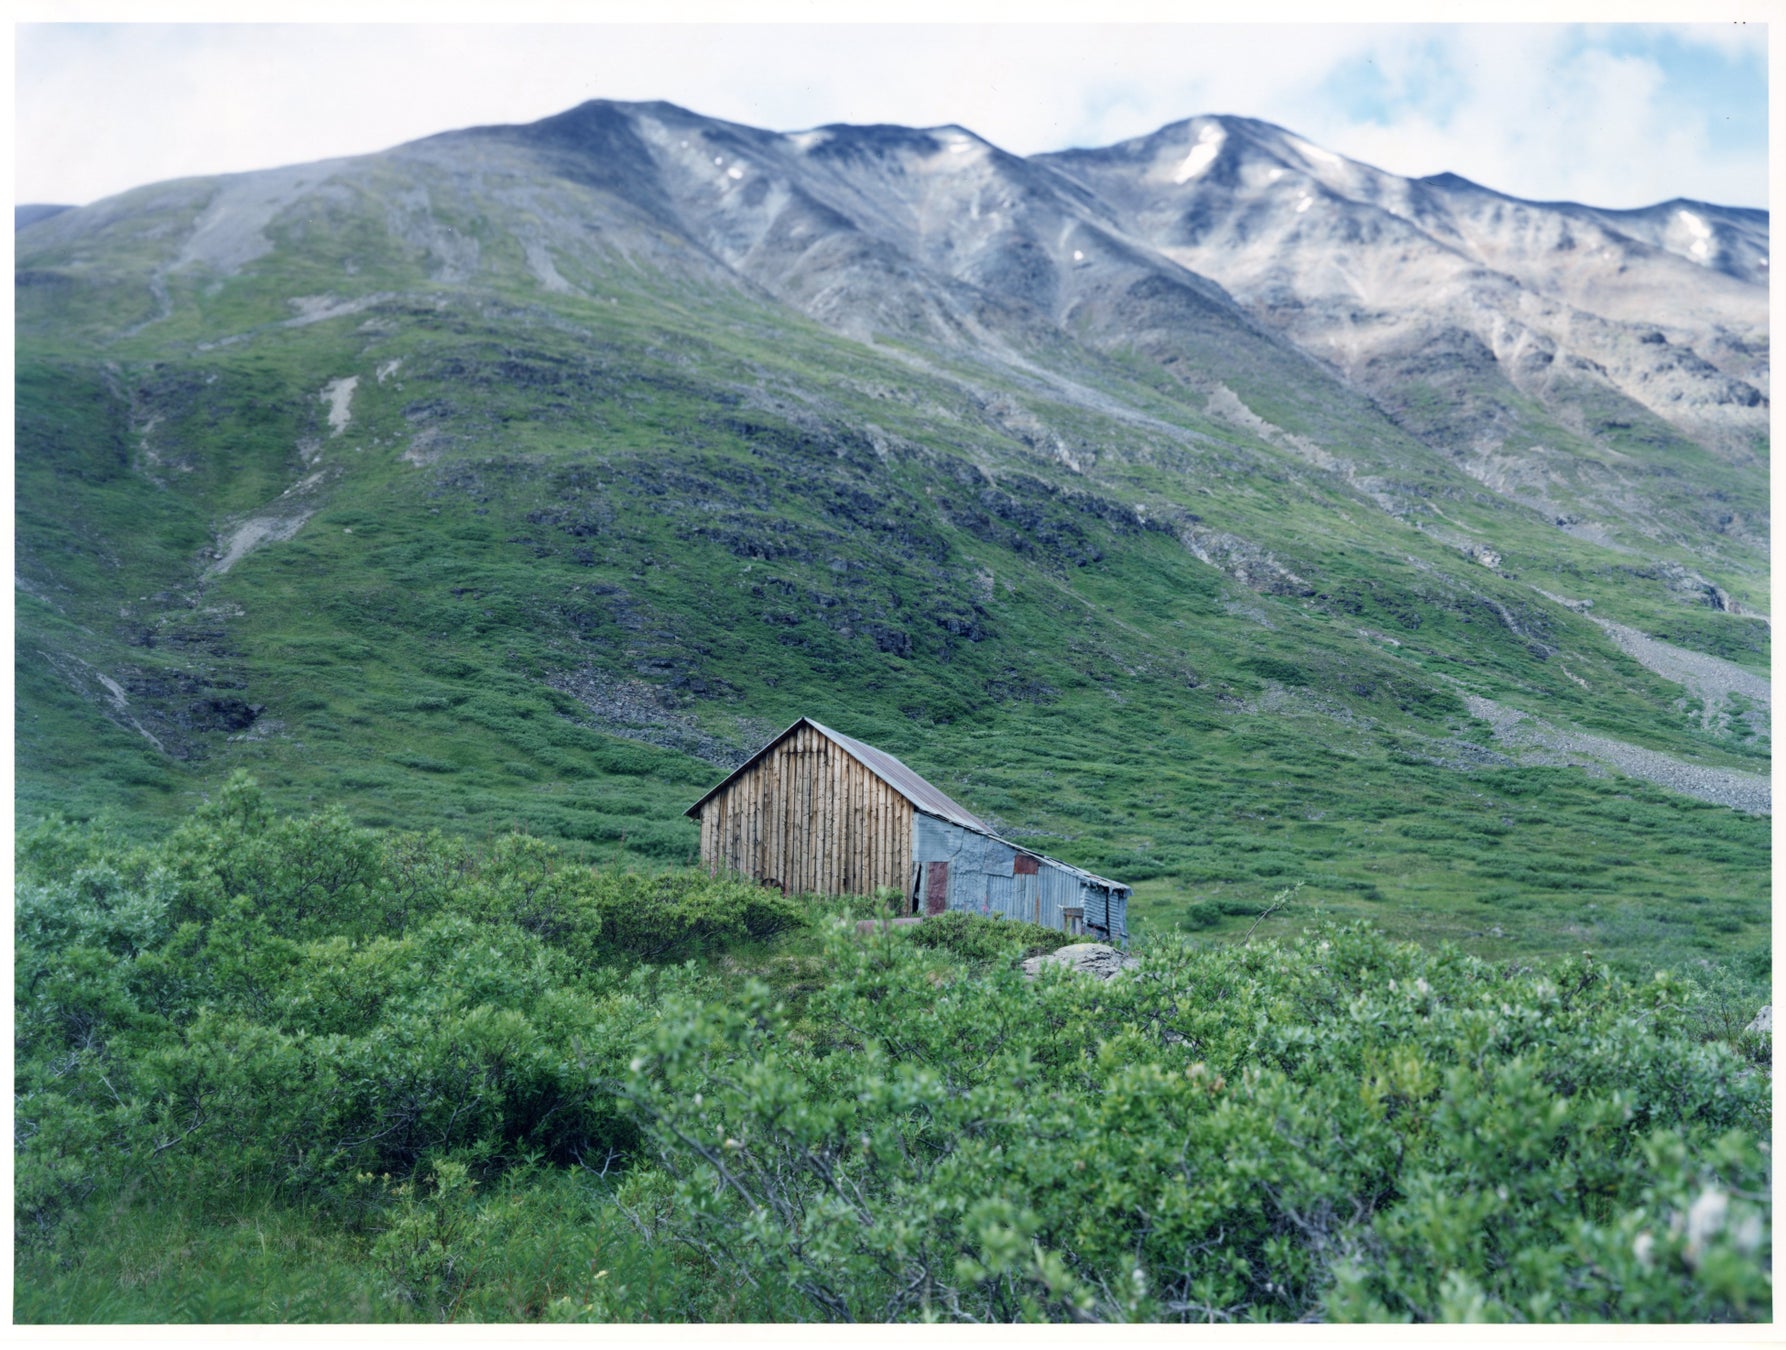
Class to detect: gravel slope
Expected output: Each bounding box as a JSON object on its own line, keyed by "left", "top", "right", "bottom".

{"left": 1465, "top": 694, "right": 1770, "bottom": 815}
{"left": 1589, "top": 614, "right": 1770, "bottom": 734}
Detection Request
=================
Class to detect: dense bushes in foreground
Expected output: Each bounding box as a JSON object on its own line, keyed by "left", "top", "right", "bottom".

{"left": 15, "top": 778, "right": 800, "bottom": 1231}
{"left": 15, "top": 781, "right": 1772, "bottom": 1322}
{"left": 614, "top": 925, "right": 1768, "bottom": 1322}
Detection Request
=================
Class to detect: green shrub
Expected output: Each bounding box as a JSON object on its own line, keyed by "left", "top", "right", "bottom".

{"left": 1180, "top": 901, "right": 1224, "bottom": 930}
{"left": 901, "top": 910, "right": 1076, "bottom": 964}
{"left": 613, "top": 922, "right": 1771, "bottom": 1322}
{"left": 588, "top": 869, "right": 807, "bottom": 961}
{"left": 13, "top": 793, "right": 1772, "bottom": 1323}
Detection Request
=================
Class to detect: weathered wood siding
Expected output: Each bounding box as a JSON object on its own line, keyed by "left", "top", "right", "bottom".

{"left": 697, "top": 723, "right": 914, "bottom": 896}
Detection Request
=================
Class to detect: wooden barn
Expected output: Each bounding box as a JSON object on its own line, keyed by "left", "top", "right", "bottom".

{"left": 685, "top": 717, "right": 1130, "bottom": 942}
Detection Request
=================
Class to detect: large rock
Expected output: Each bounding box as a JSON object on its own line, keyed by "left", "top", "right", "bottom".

{"left": 1021, "top": 943, "right": 1138, "bottom": 981}
{"left": 1745, "top": 1005, "right": 1771, "bottom": 1035}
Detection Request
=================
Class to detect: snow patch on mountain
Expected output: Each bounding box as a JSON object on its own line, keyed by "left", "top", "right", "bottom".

{"left": 1291, "top": 136, "right": 1343, "bottom": 169}
{"left": 1173, "top": 125, "right": 1225, "bottom": 184}
{"left": 1675, "top": 208, "right": 1714, "bottom": 262}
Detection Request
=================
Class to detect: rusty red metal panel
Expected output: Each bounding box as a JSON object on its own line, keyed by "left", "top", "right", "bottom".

{"left": 925, "top": 861, "right": 950, "bottom": 916}
{"left": 1013, "top": 853, "right": 1040, "bottom": 875}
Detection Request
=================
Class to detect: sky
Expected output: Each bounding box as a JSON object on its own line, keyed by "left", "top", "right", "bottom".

{"left": 13, "top": 17, "right": 1771, "bottom": 211}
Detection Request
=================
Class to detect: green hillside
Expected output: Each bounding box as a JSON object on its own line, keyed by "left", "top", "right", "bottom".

{"left": 14, "top": 111, "right": 1769, "bottom": 977}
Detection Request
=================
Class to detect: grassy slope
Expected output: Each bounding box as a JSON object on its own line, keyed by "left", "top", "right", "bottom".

{"left": 13, "top": 156, "right": 1769, "bottom": 978}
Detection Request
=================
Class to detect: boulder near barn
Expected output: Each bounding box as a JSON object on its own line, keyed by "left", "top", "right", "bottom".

{"left": 685, "top": 717, "right": 1130, "bottom": 942}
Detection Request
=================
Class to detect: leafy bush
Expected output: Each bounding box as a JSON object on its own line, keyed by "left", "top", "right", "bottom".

{"left": 587, "top": 869, "right": 808, "bottom": 961}
{"left": 1179, "top": 897, "right": 1263, "bottom": 929}
{"left": 819, "top": 886, "right": 909, "bottom": 923}
{"left": 612, "top": 923, "right": 1771, "bottom": 1322}
{"left": 900, "top": 910, "right": 1074, "bottom": 965}
{"left": 12, "top": 779, "right": 799, "bottom": 1243}
{"left": 13, "top": 789, "right": 1772, "bottom": 1323}
{"left": 1176, "top": 900, "right": 1216, "bottom": 930}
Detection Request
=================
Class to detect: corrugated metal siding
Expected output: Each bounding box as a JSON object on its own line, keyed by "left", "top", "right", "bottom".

{"left": 1038, "top": 865, "right": 1084, "bottom": 927}
{"left": 912, "top": 812, "right": 1129, "bottom": 941}
{"left": 914, "top": 814, "right": 1011, "bottom": 915}
{"left": 984, "top": 875, "right": 1018, "bottom": 922}
{"left": 1080, "top": 884, "right": 1130, "bottom": 944}
{"left": 1085, "top": 885, "right": 1109, "bottom": 935}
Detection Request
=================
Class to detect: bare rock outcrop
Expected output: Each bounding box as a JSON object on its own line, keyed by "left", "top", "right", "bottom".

{"left": 1021, "top": 943, "right": 1138, "bottom": 981}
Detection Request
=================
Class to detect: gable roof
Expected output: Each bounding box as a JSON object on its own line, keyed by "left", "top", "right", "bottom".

{"left": 684, "top": 716, "right": 992, "bottom": 833}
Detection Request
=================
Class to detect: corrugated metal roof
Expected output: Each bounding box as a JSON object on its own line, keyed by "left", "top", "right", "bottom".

{"left": 1021, "top": 849, "right": 1131, "bottom": 897}
{"left": 806, "top": 719, "right": 993, "bottom": 834}
{"left": 684, "top": 716, "right": 991, "bottom": 832}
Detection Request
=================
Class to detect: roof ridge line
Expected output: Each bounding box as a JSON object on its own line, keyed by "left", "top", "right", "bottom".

{"left": 684, "top": 715, "right": 990, "bottom": 831}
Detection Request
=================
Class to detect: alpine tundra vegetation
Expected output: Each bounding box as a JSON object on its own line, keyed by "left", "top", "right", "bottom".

{"left": 14, "top": 98, "right": 1770, "bottom": 1321}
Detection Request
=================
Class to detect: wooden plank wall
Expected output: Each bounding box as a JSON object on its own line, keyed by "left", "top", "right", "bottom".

{"left": 697, "top": 725, "right": 914, "bottom": 896}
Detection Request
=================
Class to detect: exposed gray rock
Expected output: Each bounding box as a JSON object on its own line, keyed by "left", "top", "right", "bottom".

{"left": 546, "top": 667, "right": 758, "bottom": 768}
{"left": 1745, "top": 1005, "right": 1771, "bottom": 1035}
{"left": 1022, "top": 943, "right": 1138, "bottom": 981}
{"left": 1579, "top": 609, "right": 1770, "bottom": 740}
{"left": 1464, "top": 693, "right": 1770, "bottom": 815}
{"left": 176, "top": 161, "right": 353, "bottom": 275}
{"left": 1041, "top": 116, "right": 1767, "bottom": 542}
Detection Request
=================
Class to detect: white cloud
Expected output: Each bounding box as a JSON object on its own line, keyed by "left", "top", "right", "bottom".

{"left": 1658, "top": 19, "right": 1766, "bottom": 61}
{"left": 13, "top": 22, "right": 1768, "bottom": 210}
{"left": 1299, "top": 29, "right": 1762, "bottom": 207}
